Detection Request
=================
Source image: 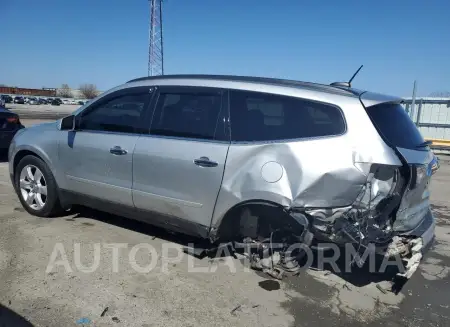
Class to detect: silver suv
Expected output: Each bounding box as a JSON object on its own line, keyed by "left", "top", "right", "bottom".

{"left": 8, "top": 75, "right": 437, "bottom": 275}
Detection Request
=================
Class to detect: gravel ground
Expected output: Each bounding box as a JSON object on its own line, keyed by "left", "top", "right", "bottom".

{"left": 0, "top": 119, "right": 449, "bottom": 326}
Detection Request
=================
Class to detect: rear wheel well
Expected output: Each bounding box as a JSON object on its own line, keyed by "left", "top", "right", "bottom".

{"left": 13, "top": 150, "right": 44, "bottom": 177}
{"left": 215, "top": 201, "right": 293, "bottom": 242}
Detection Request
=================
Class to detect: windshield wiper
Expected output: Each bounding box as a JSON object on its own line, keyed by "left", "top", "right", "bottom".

{"left": 416, "top": 140, "right": 432, "bottom": 148}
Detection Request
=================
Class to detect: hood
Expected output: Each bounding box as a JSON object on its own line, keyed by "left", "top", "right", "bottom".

{"left": 27, "top": 120, "right": 60, "bottom": 130}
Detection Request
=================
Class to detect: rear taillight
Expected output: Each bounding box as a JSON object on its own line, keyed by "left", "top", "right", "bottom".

{"left": 430, "top": 154, "right": 439, "bottom": 176}
{"left": 6, "top": 117, "right": 19, "bottom": 124}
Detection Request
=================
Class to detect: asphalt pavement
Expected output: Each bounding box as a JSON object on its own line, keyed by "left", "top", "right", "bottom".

{"left": 6, "top": 104, "right": 76, "bottom": 120}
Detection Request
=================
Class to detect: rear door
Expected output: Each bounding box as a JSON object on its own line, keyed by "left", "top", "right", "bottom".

{"left": 132, "top": 86, "right": 229, "bottom": 229}
{"left": 362, "top": 100, "right": 435, "bottom": 232}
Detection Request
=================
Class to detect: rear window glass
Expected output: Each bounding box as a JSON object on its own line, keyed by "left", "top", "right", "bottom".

{"left": 365, "top": 103, "right": 425, "bottom": 150}
{"left": 230, "top": 90, "right": 346, "bottom": 142}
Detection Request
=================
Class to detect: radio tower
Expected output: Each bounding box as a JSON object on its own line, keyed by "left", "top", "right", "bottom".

{"left": 148, "top": 0, "right": 164, "bottom": 76}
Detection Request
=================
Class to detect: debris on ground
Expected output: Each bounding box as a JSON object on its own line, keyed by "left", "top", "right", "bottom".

{"left": 230, "top": 304, "right": 242, "bottom": 315}
{"left": 100, "top": 306, "right": 109, "bottom": 317}
{"left": 112, "top": 316, "right": 120, "bottom": 323}
{"left": 76, "top": 317, "right": 91, "bottom": 325}
{"left": 263, "top": 267, "right": 284, "bottom": 280}
{"left": 376, "top": 284, "right": 387, "bottom": 294}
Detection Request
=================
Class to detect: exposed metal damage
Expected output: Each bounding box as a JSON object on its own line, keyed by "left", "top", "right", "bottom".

{"left": 196, "top": 154, "right": 437, "bottom": 287}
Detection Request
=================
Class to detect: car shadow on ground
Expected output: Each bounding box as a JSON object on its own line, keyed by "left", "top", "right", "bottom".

{"left": 0, "top": 152, "right": 8, "bottom": 163}
{"left": 303, "top": 245, "right": 403, "bottom": 288}
{"left": 67, "top": 206, "right": 405, "bottom": 292}
{"left": 0, "top": 303, "right": 35, "bottom": 327}
{"left": 68, "top": 206, "right": 211, "bottom": 249}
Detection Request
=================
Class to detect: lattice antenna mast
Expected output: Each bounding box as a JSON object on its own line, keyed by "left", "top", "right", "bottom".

{"left": 148, "top": 0, "right": 164, "bottom": 76}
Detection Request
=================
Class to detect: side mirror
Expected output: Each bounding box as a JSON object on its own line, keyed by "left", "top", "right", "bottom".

{"left": 60, "top": 115, "right": 76, "bottom": 131}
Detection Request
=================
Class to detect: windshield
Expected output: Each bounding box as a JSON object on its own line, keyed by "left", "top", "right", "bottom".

{"left": 365, "top": 103, "right": 426, "bottom": 150}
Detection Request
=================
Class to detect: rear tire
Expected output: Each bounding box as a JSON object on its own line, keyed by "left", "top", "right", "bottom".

{"left": 15, "top": 155, "right": 62, "bottom": 217}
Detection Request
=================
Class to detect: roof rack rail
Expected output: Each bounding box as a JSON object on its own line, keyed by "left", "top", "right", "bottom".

{"left": 126, "top": 74, "right": 361, "bottom": 97}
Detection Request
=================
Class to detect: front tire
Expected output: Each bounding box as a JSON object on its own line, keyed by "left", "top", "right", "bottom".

{"left": 15, "top": 155, "right": 62, "bottom": 217}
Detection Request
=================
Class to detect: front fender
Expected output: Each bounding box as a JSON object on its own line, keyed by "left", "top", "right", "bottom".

{"left": 8, "top": 123, "right": 61, "bottom": 183}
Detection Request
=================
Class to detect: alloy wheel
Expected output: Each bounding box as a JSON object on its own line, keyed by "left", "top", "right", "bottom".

{"left": 19, "top": 164, "right": 47, "bottom": 210}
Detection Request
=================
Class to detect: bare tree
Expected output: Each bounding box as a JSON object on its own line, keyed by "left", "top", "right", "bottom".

{"left": 57, "top": 84, "right": 73, "bottom": 98}
{"left": 428, "top": 91, "right": 450, "bottom": 97}
{"left": 79, "top": 84, "right": 99, "bottom": 99}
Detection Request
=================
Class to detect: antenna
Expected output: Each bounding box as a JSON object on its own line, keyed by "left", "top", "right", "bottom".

{"left": 148, "top": 0, "right": 164, "bottom": 76}
{"left": 348, "top": 65, "right": 363, "bottom": 86}
{"left": 330, "top": 64, "right": 364, "bottom": 88}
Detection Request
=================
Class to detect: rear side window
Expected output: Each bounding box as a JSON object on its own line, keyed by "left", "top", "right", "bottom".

{"left": 150, "top": 91, "right": 222, "bottom": 140}
{"left": 229, "top": 90, "right": 345, "bottom": 142}
{"left": 365, "top": 103, "right": 425, "bottom": 150}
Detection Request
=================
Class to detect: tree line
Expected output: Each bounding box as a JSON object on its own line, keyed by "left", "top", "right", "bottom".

{"left": 57, "top": 84, "right": 99, "bottom": 99}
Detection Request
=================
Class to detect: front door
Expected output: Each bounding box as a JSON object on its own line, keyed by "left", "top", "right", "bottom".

{"left": 58, "top": 87, "right": 152, "bottom": 207}
{"left": 132, "top": 86, "right": 230, "bottom": 229}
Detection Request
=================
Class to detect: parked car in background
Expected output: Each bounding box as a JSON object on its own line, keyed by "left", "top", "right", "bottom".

{"left": 1, "top": 95, "right": 13, "bottom": 104}
{"left": 77, "top": 100, "right": 85, "bottom": 105}
{"left": 51, "top": 98, "right": 62, "bottom": 106}
{"left": 7, "top": 74, "right": 438, "bottom": 281}
{"left": 28, "top": 97, "right": 39, "bottom": 105}
{"left": 0, "top": 97, "right": 5, "bottom": 108}
{"left": 38, "top": 98, "right": 48, "bottom": 105}
{"left": 0, "top": 107, "right": 24, "bottom": 153}
{"left": 13, "top": 96, "right": 25, "bottom": 104}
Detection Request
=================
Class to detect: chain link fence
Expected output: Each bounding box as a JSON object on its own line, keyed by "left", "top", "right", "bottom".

{"left": 403, "top": 98, "right": 450, "bottom": 141}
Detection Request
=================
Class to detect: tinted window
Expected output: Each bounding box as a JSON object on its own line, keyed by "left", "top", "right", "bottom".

{"left": 230, "top": 90, "right": 345, "bottom": 141}
{"left": 365, "top": 103, "right": 425, "bottom": 150}
{"left": 150, "top": 91, "right": 222, "bottom": 140}
{"left": 80, "top": 93, "right": 148, "bottom": 133}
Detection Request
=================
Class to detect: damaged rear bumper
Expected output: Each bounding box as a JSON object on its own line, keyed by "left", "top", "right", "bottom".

{"left": 401, "top": 208, "right": 436, "bottom": 253}
{"left": 385, "top": 209, "right": 435, "bottom": 279}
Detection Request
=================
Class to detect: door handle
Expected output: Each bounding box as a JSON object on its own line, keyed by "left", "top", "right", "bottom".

{"left": 194, "top": 156, "right": 218, "bottom": 167}
{"left": 110, "top": 146, "right": 128, "bottom": 155}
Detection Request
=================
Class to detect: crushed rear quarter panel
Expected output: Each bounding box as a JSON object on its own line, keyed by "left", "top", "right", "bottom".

{"left": 211, "top": 97, "right": 402, "bottom": 230}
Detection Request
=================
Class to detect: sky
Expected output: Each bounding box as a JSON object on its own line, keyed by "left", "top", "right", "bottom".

{"left": 2, "top": 0, "right": 449, "bottom": 97}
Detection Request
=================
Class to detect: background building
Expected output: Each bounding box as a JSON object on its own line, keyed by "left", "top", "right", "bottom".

{"left": 0, "top": 86, "right": 56, "bottom": 97}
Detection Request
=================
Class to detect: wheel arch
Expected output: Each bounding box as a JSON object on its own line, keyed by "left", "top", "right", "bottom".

{"left": 12, "top": 147, "right": 52, "bottom": 178}
{"left": 209, "top": 199, "right": 288, "bottom": 242}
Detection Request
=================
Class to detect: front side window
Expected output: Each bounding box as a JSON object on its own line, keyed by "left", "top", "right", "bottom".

{"left": 150, "top": 90, "right": 222, "bottom": 140}
{"left": 230, "top": 90, "right": 346, "bottom": 142}
{"left": 79, "top": 93, "right": 148, "bottom": 133}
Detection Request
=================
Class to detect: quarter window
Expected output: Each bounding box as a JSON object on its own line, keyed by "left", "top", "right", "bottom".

{"left": 80, "top": 93, "right": 148, "bottom": 133}
{"left": 230, "top": 90, "right": 345, "bottom": 142}
{"left": 150, "top": 91, "right": 222, "bottom": 140}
